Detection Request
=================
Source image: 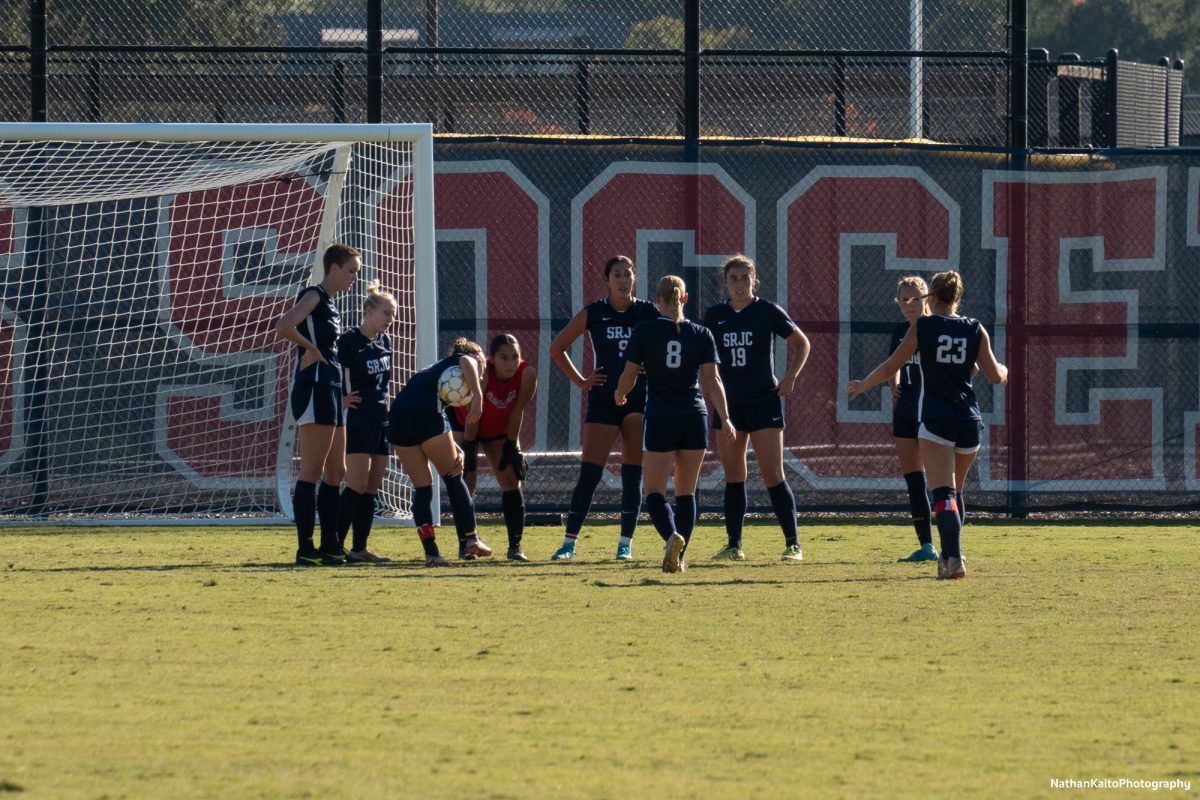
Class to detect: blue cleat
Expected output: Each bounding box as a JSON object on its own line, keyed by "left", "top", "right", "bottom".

{"left": 615, "top": 542, "right": 633, "bottom": 561}
{"left": 899, "top": 542, "right": 939, "bottom": 562}
{"left": 551, "top": 540, "right": 576, "bottom": 561}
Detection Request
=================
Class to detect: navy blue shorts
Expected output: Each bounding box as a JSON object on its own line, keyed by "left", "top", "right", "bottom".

{"left": 291, "top": 381, "right": 344, "bottom": 427}
{"left": 387, "top": 407, "right": 448, "bottom": 448}
{"left": 714, "top": 394, "right": 784, "bottom": 433}
{"left": 644, "top": 413, "right": 708, "bottom": 452}
{"left": 892, "top": 415, "right": 920, "bottom": 439}
{"left": 585, "top": 396, "right": 645, "bottom": 427}
{"left": 919, "top": 417, "right": 983, "bottom": 453}
{"left": 346, "top": 422, "right": 389, "bottom": 456}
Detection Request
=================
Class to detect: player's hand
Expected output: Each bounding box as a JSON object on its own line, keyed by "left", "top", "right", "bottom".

{"left": 613, "top": 390, "right": 626, "bottom": 407}
{"left": 719, "top": 417, "right": 737, "bottom": 443}
{"left": 299, "top": 348, "right": 327, "bottom": 370}
{"left": 342, "top": 390, "right": 361, "bottom": 410}
{"left": 498, "top": 438, "right": 528, "bottom": 481}
{"left": 580, "top": 370, "right": 606, "bottom": 390}
{"left": 776, "top": 377, "right": 798, "bottom": 397}
{"left": 461, "top": 439, "right": 478, "bottom": 474}
{"left": 846, "top": 379, "right": 867, "bottom": 399}
{"left": 449, "top": 445, "right": 464, "bottom": 477}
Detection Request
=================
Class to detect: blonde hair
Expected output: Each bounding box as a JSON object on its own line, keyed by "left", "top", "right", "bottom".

{"left": 895, "top": 275, "right": 928, "bottom": 298}
{"left": 722, "top": 254, "right": 760, "bottom": 293}
{"left": 656, "top": 274, "right": 686, "bottom": 331}
{"left": 927, "top": 271, "right": 964, "bottom": 310}
{"left": 363, "top": 282, "right": 397, "bottom": 312}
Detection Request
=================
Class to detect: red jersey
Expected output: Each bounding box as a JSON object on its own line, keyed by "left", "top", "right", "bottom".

{"left": 454, "top": 360, "right": 529, "bottom": 439}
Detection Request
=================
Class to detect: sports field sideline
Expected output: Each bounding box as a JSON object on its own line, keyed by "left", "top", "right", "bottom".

{"left": 1, "top": 519, "right": 1196, "bottom": 799}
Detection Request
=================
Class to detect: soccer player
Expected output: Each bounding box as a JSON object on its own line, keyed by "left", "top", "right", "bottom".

{"left": 846, "top": 271, "right": 1007, "bottom": 580}
{"left": 388, "top": 338, "right": 492, "bottom": 567}
{"left": 335, "top": 284, "right": 397, "bottom": 564}
{"left": 889, "top": 276, "right": 939, "bottom": 563}
{"left": 548, "top": 255, "right": 658, "bottom": 562}
{"left": 702, "top": 256, "right": 811, "bottom": 562}
{"left": 449, "top": 333, "right": 538, "bottom": 561}
{"left": 615, "top": 275, "right": 735, "bottom": 574}
{"left": 275, "top": 243, "right": 361, "bottom": 567}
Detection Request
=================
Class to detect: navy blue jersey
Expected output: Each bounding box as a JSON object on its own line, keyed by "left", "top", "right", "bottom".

{"left": 916, "top": 314, "right": 984, "bottom": 421}
{"left": 702, "top": 298, "right": 798, "bottom": 403}
{"left": 292, "top": 284, "right": 342, "bottom": 387}
{"left": 584, "top": 298, "right": 658, "bottom": 405}
{"left": 890, "top": 321, "right": 922, "bottom": 421}
{"left": 392, "top": 353, "right": 462, "bottom": 413}
{"left": 623, "top": 317, "right": 719, "bottom": 417}
{"left": 337, "top": 328, "right": 392, "bottom": 426}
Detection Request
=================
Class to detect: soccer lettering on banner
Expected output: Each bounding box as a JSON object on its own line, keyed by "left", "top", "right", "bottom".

{"left": 435, "top": 161, "right": 550, "bottom": 453}
{"left": 155, "top": 175, "right": 326, "bottom": 487}
{"left": 778, "top": 167, "right": 958, "bottom": 489}
{"left": 0, "top": 203, "right": 27, "bottom": 474}
{"left": 982, "top": 168, "right": 1166, "bottom": 491}
{"left": 570, "top": 162, "right": 753, "bottom": 486}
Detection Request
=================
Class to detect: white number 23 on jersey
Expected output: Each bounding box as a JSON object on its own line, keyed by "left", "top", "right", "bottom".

{"left": 935, "top": 335, "right": 968, "bottom": 364}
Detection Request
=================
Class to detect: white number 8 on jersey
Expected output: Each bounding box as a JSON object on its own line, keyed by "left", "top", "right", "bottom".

{"left": 666, "top": 340, "right": 682, "bottom": 368}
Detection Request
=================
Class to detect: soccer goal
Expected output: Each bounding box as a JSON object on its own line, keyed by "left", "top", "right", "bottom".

{"left": 0, "top": 122, "right": 436, "bottom": 524}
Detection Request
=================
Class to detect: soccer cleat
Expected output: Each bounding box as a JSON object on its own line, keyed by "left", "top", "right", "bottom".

{"left": 940, "top": 556, "right": 966, "bottom": 580}
{"left": 615, "top": 542, "right": 633, "bottom": 561}
{"left": 899, "top": 542, "right": 939, "bottom": 563}
{"left": 464, "top": 536, "right": 493, "bottom": 558}
{"left": 661, "top": 532, "right": 685, "bottom": 574}
{"left": 780, "top": 544, "right": 804, "bottom": 562}
{"left": 712, "top": 544, "right": 746, "bottom": 561}
{"left": 424, "top": 555, "right": 451, "bottom": 568}
{"left": 677, "top": 558, "right": 687, "bottom": 573}
{"left": 346, "top": 549, "right": 391, "bottom": 564}
{"left": 295, "top": 547, "right": 344, "bottom": 567}
{"left": 457, "top": 542, "right": 476, "bottom": 562}
{"left": 506, "top": 548, "right": 529, "bottom": 562}
{"left": 551, "top": 541, "right": 576, "bottom": 561}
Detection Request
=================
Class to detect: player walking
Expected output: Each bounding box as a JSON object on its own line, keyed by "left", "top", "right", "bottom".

{"left": 702, "top": 256, "right": 810, "bottom": 562}
{"left": 615, "top": 275, "right": 735, "bottom": 574}
{"left": 847, "top": 271, "right": 1007, "bottom": 579}
{"left": 388, "top": 338, "right": 492, "bottom": 566}
{"left": 335, "top": 284, "right": 397, "bottom": 564}
{"left": 889, "top": 276, "right": 939, "bottom": 563}
{"left": 275, "top": 243, "right": 361, "bottom": 566}
{"left": 548, "top": 255, "right": 658, "bottom": 561}
{"left": 449, "top": 334, "right": 538, "bottom": 561}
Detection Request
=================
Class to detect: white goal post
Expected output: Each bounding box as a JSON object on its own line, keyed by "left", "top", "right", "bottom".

{"left": 0, "top": 122, "right": 437, "bottom": 524}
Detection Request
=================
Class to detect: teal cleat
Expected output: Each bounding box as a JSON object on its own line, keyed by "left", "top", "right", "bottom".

{"left": 899, "top": 542, "right": 939, "bottom": 562}
{"left": 551, "top": 540, "right": 576, "bottom": 561}
{"left": 615, "top": 542, "right": 633, "bottom": 561}
{"left": 712, "top": 544, "right": 746, "bottom": 561}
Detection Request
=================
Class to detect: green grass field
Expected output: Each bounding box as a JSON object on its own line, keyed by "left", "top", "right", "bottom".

{"left": 1, "top": 519, "right": 1197, "bottom": 799}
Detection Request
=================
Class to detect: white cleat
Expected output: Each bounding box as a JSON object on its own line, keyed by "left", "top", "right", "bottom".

{"left": 662, "top": 532, "right": 685, "bottom": 574}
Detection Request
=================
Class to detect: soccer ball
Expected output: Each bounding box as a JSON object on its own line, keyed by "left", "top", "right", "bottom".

{"left": 438, "top": 365, "right": 472, "bottom": 407}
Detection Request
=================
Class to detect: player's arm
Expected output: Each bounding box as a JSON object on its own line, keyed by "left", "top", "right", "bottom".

{"left": 459, "top": 354, "right": 485, "bottom": 425}
{"left": 613, "top": 359, "right": 640, "bottom": 407}
{"left": 700, "top": 362, "right": 736, "bottom": 439}
{"left": 550, "top": 309, "right": 604, "bottom": 390}
{"left": 976, "top": 327, "right": 1008, "bottom": 385}
{"left": 776, "top": 327, "right": 811, "bottom": 397}
{"left": 341, "top": 365, "right": 361, "bottom": 410}
{"left": 505, "top": 366, "right": 538, "bottom": 442}
{"left": 275, "top": 291, "right": 324, "bottom": 367}
{"left": 847, "top": 324, "right": 917, "bottom": 399}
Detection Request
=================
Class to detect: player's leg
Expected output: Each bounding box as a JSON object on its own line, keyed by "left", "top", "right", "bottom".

{"left": 293, "top": 422, "right": 341, "bottom": 565}
{"left": 671, "top": 447, "right": 707, "bottom": 570}
{"left": 714, "top": 425, "right": 750, "bottom": 560}
{"left": 918, "top": 423, "right": 962, "bottom": 579}
{"left": 953, "top": 443, "right": 977, "bottom": 529}
{"left": 750, "top": 426, "right": 802, "bottom": 561}
{"left": 392, "top": 443, "right": 446, "bottom": 565}
{"left": 482, "top": 439, "right": 529, "bottom": 561}
{"left": 315, "top": 423, "right": 347, "bottom": 555}
{"left": 894, "top": 433, "right": 936, "bottom": 562}
{"left": 422, "top": 432, "right": 490, "bottom": 558}
{"left": 346, "top": 449, "right": 390, "bottom": 563}
{"left": 615, "top": 411, "right": 646, "bottom": 560}
{"left": 554, "top": 421, "right": 620, "bottom": 560}
{"left": 339, "top": 450, "right": 371, "bottom": 552}
{"left": 642, "top": 447, "right": 683, "bottom": 573}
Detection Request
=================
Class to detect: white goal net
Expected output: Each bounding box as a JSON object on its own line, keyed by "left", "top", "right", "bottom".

{"left": 0, "top": 123, "right": 436, "bottom": 523}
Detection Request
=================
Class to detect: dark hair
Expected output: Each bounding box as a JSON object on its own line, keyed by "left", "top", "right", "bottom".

{"left": 604, "top": 255, "right": 635, "bottom": 279}
{"left": 490, "top": 333, "right": 519, "bottom": 357}
{"left": 722, "top": 254, "right": 760, "bottom": 292}
{"left": 448, "top": 337, "right": 483, "bottom": 357}
{"left": 323, "top": 243, "right": 360, "bottom": 275}
{"left": 927, "top": 271, "right": 964, "bottom": 309}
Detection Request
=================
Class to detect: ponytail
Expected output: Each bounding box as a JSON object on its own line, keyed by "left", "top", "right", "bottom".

{"left": 656, "top": 274, "right": 687, "bottom": 332}
{"left": 927, "top": 271, "right": 964, "bottom": 310}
